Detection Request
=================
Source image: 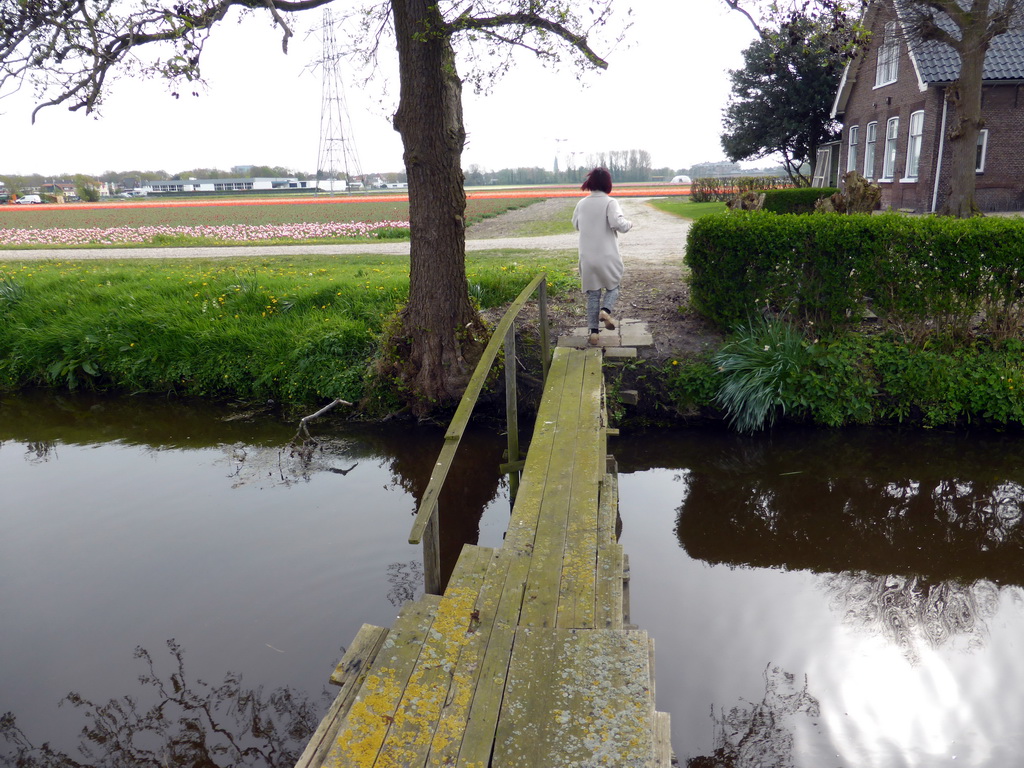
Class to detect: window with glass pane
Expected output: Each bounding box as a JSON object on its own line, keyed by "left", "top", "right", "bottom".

{"left": 875, "top": 21, "right": 900, "bottom": 86}
{"left": 848, "top": 126, "right": 860, "bottom": 172}
{"left": 882, "top": 117, "right": 899, "bottom": 179}
{"left": 976, "top": 129, "right": 989, "bottom": 172}
{"left": 864, "top": 122, "right": 878, "bottom": 180}
{"left": 905, "top": 111, "right": 924, "bottom": 179}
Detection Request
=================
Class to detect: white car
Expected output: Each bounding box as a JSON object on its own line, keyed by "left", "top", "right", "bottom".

{"left": 15, "top": 194, "right": 42, "bottom": 204}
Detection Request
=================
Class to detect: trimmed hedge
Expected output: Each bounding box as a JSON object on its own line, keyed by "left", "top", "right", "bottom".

{"left": 686, "top": 211, "right": 1024, "bottom": 337}
{"left": 762, "top": 187, "right": 838, "bottom": 214}
{"left": 690, "top": 176, "right": 791, "bottom": 203}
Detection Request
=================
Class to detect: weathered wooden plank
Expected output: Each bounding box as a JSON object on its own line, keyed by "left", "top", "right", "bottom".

{"left": 425, "top": 548, "right": 512, "bottom": 767}
{"left": 518, "top": 349, "right": 589, "bottom": 628}
{"left": 329, "top": 625, "right": 390, "bottom": 688}
{"left": 372, "top": 571, "right": 490, "bottom": 767}
{"left": 502, "top": 347, "right": 573, "bottom": 554}
{"left": 445, "top": 544, "right": 494, "bottom": 597}
{"left": 454, "top": 549, "right": 531, "bottom": 768}
{"left": 323, "top": 595, "right": 442, "bottom": 768}
{"left": 595, "top": 470, "right": 623, "bottom": 630}
{"left": 556, "top": 349, "right": 604, "bottom": 628}
{"left": 297, "top": 624, "right": 390, "bottom": 768}
{"left": 492, "top": 628, "right": 656, "bottom": 768}
{"left": 654, "top": 712, "right": 673, "bottom": 768}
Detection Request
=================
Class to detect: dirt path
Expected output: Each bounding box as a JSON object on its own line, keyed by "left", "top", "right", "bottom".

{"left": 469, "top": 196, "right": 718, "bottom": 359}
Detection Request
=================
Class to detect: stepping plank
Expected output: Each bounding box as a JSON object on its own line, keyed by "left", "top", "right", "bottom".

{"left": 371, "top": 545, "right": 495, "bottom": 767}
{"left": 596, "top": 471, "right": 624, "bottom": 630}
{"left": 503, "top": 347, "right": 575, "bottom": 554}
{"left": 297, "top": 624, "right": 390, "bottom": 768}
{"left": 519, "top": 350, "right": 595, "bottom": 628}
{"left": 323, "top": 596, "right": 442, "bottom": 768}
{"left": 555, "top": 350, "right": 605, "bottom": 628}
{"left": 492, "top": 627, "right": 657, "bottom": 768}
{"left": 453, "top": 547, "right": 531, "bottom": 767}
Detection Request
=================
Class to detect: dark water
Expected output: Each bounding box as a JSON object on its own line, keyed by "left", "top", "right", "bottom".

{"left": 4, "top": 394, "right": 1024, "bottom": 767}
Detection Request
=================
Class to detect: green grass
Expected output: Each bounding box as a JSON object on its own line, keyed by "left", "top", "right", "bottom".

{"left": 650, "top": 198, "right": 728, "bottom": 220}
{"left": 0, "top": 252, "right": 576, "bottom": 410}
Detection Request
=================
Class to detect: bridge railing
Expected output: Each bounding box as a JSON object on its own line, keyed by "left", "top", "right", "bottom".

{"left": 408, "top": 273, "right": 550, "bottom": 595}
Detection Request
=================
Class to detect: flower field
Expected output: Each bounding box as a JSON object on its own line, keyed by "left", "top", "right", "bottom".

{"left": 0, "top": 221, "right": 411, "bottom": 247}
{"left": 0, "top": 197, "right": 541, "bottom": 248}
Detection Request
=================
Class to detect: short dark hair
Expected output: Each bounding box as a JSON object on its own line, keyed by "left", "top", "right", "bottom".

{"left": 581, "top": 167, "right": 613, "bottom": 194}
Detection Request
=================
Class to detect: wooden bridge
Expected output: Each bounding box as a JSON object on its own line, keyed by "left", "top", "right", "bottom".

{"left": 295, "top": 280, "right": 671, "bottom": 767}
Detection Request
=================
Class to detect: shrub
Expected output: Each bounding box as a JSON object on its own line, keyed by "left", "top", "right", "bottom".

{"left": 690, "top": 176, "right": 790, "bottom": 203}
{"left": 762, "top": 187, "right": 838, "bottom": 214}
{"left": 713, "top": 316, "right": 808, "bottom": 432}
{"left": 686, "top": 211, "right": 1024, "bottom": 341}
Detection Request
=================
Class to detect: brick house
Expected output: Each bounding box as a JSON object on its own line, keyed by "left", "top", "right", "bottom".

{"left": 824, "top": 0, "right": 1024, "bottom": 212}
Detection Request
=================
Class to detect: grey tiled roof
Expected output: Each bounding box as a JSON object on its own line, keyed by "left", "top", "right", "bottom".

{"left": 898, "top": 0, "right": 1024, "bottom": 82}
{"left": 912, "top": 28, "right": 1024, "bottom": 81}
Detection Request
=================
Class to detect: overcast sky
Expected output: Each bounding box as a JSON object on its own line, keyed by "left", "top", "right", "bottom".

{"left": 0, "top": 0, "right": 759, "bottom": 178}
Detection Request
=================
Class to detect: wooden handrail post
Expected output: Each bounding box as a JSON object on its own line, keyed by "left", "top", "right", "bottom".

{"left": 423, "top": 503, "right": 442, "bottom": 595}
{"left": 408, "top": 273, "right": 547, "bottom": 594}
{"left": 504, "top": 322, "right": 520, "bottom": 501}
{"left": 539, "top": 277, "right": 550, "bottom": 384}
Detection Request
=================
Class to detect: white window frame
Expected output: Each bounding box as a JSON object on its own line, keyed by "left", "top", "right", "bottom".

{"left": 976, "top": 129, "right": 989, "bottom": 173}
{"left": 875, "top": 21, "right": 900, "bottom": 87}
{"left": 882, "top": 117, "right": 900, "bottom": 180}
{"left": 904, "top": 110, "right": 924, "bottom": 180}
{"left": 864, "top": 121, "right": 878, "bottom": 181}
{"left": 848, "top": 125, "right": 860, "bottom": 173}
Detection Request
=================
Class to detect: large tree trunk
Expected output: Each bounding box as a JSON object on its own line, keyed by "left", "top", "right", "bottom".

{"left": 389, "top": 0, "right": 486, "bottom": 413}
{"left": 939, "top": 24, "right": 987, "bottom": 217}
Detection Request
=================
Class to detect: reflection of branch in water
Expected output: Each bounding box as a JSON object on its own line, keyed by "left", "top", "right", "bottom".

{"left": 0, "top": 639, "right": 328, "bottom": 768}
{"left": 387, "top": 561, "right": 424, "bottom": 607}
{"left": 219, "top": 439, "right": 360, "bottom": 489}
{"left": 820, "top": 572, "right": 1010, "bottom": 664}
{"left": 24, "top": 440, "right": 57, "bottom": 464}
{"left": 687, "top": 664, "right": 820, "bottom": 768}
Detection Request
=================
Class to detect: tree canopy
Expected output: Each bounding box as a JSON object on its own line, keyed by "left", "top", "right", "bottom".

{"left": 721, "top": 15, "right": 851, "bottom": 185}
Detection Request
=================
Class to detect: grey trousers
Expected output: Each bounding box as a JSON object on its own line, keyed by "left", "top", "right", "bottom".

{"left": 586, "top": 286, "right": 620, "bottom": 330}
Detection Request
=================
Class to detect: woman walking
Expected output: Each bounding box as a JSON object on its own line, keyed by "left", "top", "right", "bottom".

{"left": 572, "top": 167, "right": 632, "bottom": 345}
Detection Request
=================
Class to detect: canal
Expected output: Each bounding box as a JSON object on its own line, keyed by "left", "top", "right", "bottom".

{"left": 3, "top": 391, "right": 1024, "bottom": 766}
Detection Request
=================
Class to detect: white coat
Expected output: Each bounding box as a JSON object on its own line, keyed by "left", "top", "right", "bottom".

{"left": 572, "top": 192, "right": 632, "bottom": 292}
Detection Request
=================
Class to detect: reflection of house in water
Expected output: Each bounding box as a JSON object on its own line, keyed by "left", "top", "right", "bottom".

{"left": 662, "top": 429, "right": 1024, "bottom": 664}
{"left": 687, "top": 664, "right": 820, "bottom": 768}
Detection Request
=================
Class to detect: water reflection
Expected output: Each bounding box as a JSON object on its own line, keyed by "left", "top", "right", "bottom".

{"left": 616, "top": 427, "right": 1024, "bottom": 766}
{"left": 687, "top": 665, "right": 821, "bottom": 768}
{"left": 1, "top": 391, "right": 511, "bottom": 763}
{"left": 667, "top": 428, "right": 1024, "bottom": 585}
{"left": 821, "top": 573, "right": 1015, "bottom": 664}
{"left": 2, "top": 640, "right": 327, "bottom": 767}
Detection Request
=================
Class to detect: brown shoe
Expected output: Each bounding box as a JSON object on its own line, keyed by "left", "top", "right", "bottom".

{"left": 589, "top": 331, "right": 600, "bottom": 346}
{"left": 599, "top": 309, "right": 617, "bottom": 330}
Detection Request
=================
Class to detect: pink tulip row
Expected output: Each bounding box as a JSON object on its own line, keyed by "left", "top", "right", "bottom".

{"left": 0, "top": 220, "right": 411, "bottom": 246}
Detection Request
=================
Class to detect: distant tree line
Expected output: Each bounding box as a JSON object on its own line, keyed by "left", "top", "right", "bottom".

{"left": 2, "top": 158, "right": 786, "bottom": 195}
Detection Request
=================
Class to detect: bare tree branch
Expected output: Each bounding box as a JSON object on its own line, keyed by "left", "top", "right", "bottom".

{"left": 449, "top": 12, "right": 610, "bottom": 69}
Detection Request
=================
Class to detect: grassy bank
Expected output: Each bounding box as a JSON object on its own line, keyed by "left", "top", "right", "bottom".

{"left": 0, "top": 252, "right": 577, "bottom": 413}
{"left": 648, "top": 326, "right": 1024, "bottom": 431}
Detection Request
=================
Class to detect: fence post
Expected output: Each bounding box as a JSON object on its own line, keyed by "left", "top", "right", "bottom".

{"left": 539, "top": 277, "right": 550, "bottom": 384}
{"left": 423, "top": 505, "right": 442, "bottom": 595}
{"left": 504, "top": 322, "right": 520, "bottom": 500}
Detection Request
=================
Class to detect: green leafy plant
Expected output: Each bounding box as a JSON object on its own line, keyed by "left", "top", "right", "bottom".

{"left": 713, "top": 316, "right": 808, "bottom": 432}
